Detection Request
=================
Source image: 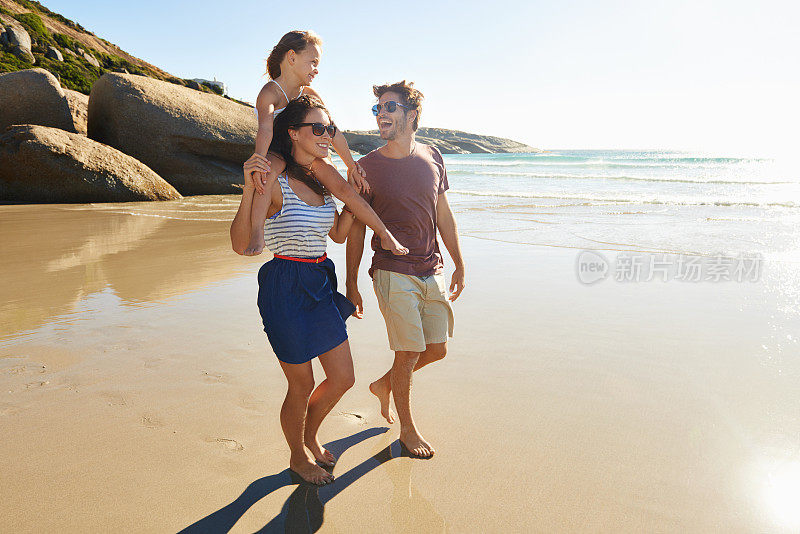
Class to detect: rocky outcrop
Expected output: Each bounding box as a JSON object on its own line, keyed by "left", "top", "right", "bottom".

{"left": 45, "top": 45, "right": 63, "bottom": 61}
{"left": 3, "top": 23, "right": 31, "bottom": 50}
{"left": 82, "top": 51, "right": 100, "bottom": 68}
{"left": 2, "top": 23, "right": 34, "bottom": 62}
{"left": 88, "top": 73, "right": 257, "bottom": 195}
{"left": 344, "top": 127, "right": 539, "bottom": 155}
{"left": 416, "top": 127, "right": 538, "bottom": 153}
{"left": 63, "top": 88, "right": 88, "bottom": 134}
{"left": 0, "top": 124, "right": 182, "bottom": 203}
{"left": 0, "top": 68, "right": 77, "bottom": 133}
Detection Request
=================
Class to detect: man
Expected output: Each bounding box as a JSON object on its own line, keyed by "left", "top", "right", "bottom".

{"left": 346, "top": 80, "right": 466, "bottom": 458}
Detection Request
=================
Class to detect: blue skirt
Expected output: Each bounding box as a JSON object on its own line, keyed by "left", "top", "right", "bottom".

{"left": 257, "top": 257, "right": 355, "bottom": 364}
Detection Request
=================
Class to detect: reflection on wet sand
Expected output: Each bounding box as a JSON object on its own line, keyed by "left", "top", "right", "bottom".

{"left": 0, "top": 198, "right": 252, "bottom": 339}
{"left": 2, "top": 195, "right": 800, "bottom": 532}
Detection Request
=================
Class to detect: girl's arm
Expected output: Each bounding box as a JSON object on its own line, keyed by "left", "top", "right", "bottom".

{"left": 231, "top": 154, "right": 270, "bottom": 254}
{"left": 329, "top": 206, "right": 357, "bottom": 244}
{"left": 303, "top": 86, "right": 369, "bottom": 193}
{"left": 251, "top": 86, "right": 279, "bottom": 194}
{"left": 311, "top": 159, "right": 408, "bottom": 255}
{"left": 244, "top": 157, "right": 286, "bottom": 255}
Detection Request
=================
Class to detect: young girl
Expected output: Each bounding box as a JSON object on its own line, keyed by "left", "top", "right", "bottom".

{"left": 231, "top": 95, "right": 407, "bottom": 485}
{"left": 247, "top": 30, "right": 367, "bottom": 254}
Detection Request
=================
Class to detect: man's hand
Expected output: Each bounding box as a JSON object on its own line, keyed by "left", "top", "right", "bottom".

{"left": 449, "top": 266, "right": 465, "bottom": 301}
{"left": 346, "top": 282, "right": 364, "bottom": 318}
{"left": 346, "top": 162, "right": 370, "bottom": 194}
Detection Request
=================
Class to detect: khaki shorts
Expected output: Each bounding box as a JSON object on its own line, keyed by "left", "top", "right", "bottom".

{"left": 372, "top": 269, "right": 455, "bottom": 353}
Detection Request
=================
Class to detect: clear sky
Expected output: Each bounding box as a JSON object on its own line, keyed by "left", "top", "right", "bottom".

{"left": 41, "top": 0, "right": 800, "bottom": 153}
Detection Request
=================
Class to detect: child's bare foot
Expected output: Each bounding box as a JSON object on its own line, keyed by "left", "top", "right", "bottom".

{"left": 244, "top": 237, "right": 265, "bottom": 256}
{"left": 290, "top": 451, "right": 334, "bottom": 485}
{"left": 369, "top": 378, "right": 395, "bottom": 424}
{"left": 304, "top": 436, "right": 336, "bottom": 466}
{"left": 379, "top": 231, "right": 409, "bottom": 256}
{"left": 399, "top": 428, "right": 434, "bottom": 458}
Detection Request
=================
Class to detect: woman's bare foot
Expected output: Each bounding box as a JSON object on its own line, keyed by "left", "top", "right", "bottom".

{"left": 369, "top": 378, "right": 395, "bottom": 424}
{"left": 289, "top": 452, "right": 334, "bottom": 485}
{"left": 304, "top": 436, "right": 336, "bottom": 467}
{"left": 399, "top": 428, "right": 434, "bottom": 458}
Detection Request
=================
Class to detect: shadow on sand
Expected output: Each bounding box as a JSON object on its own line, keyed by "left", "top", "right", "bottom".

{"left": 179, "top": 426, "right": 427, "bottom": 533}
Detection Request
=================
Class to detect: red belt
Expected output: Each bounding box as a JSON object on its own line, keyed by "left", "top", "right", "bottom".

{"left": 273, "top": 253, "right": 327, "bottom": 264}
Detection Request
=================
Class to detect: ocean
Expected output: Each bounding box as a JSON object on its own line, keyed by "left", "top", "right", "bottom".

{"left": 55, "top": 149, "right": 799, "bottom": 264}
{"left": 77, "top": 149, "right": 800, "bottom": 263}
{"left": 438, "top": 150, "right": 800, "bottom": 262}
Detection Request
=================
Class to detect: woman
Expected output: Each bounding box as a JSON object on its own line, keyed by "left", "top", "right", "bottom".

{"left": 230, "top": 95, "right": 407, "bottom": 485}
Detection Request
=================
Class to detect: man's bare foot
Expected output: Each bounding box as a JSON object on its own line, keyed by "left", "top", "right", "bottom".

{"left": 304, "top": 436, "right": 336, "bottom": 467}
{"left": 243, "top": 238, "right": 264, "bottom": 256}
{"left": 289, "top": 452, "right": 334, "bottom": 485}
{"left": 369, "top": 378, "right": 395, "bottom": 424}
{"left": 399, "top": 428, "right": 434, "bottom": 458}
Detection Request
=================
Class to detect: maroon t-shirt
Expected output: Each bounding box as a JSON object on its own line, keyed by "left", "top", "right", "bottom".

{"left": 358, "top": 142, "right": 449, "bottom": 278}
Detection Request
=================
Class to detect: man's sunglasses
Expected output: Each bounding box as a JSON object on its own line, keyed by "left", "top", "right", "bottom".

{"left": 291, "top": 122, "right": 337, "bottom": 137}
{"left": 371, "top": 101, "right": 413, "bottom": 116}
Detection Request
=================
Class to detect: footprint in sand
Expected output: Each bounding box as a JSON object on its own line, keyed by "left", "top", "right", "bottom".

{"left": 226, "top": 348, "right": 251, "bottom": 359}
{"left": 335, "top": 411, "right": 368, "bottom": 425}
{"left": 24, "top": 380, "right": 49, "bottom": 389}
{"left": 0, "top": 403, "right": 20, "bottom": 416}
{"left": 201, "top": 370, "right": 228, "bottom": 383}
{"left": 237, "top": 395, "right": 266, "bottom": 414}
{"left": 100, "top": 392, "right": 128, "bottom": 406}
{"left": 143, "top": 358, "right": 164, "bottom": 369}
{"left": 140, "top": 414, "right": 164, "bottom": 428}
{"left": 6, "top": 365, "right": 27, "bottom": 375}
{"left": 204, "top": 437, "right": 244, "bottom": 451}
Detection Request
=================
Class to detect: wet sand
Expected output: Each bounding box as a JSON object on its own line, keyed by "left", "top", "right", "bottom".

{"left": 2, "top": 200, "right": 800, "bottom": 532}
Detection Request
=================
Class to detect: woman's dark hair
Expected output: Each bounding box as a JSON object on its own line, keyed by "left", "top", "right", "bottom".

{"left": 266, "top": 30, "right": 322, "bottom": 79}
{"left": 269, "top": 94, "right": 331, "bottom": 196}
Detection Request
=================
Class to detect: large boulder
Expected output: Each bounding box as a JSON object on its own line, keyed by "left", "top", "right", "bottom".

{"left": 4, "top": 25, "right": 31, "bottom": 52}
{"left": 88, "top": 73, "right": 256, "bottom": 195}
{"left": 63, "top": 88, "right": 89, "bottom": 135}
{"left": 45, "top": 46, "right": 63, "bottom": 61}
{"left": 0, "top": 69, "right": 77, "bottom": 133}
{"left": 9, "top": 45, "right": 34, "bottom": 63}
{"left": 82, "top": 51, "right": 100, "bottom": 68}
{"left": 0, "top": 124, "right": 182, "bottom": 203}
{"left": 2, "top": 24, "right": 34, "bottom": 62}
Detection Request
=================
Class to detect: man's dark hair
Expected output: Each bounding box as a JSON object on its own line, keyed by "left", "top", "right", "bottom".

{"left": 373, "top": 80, "right": 424, "bottom": 131}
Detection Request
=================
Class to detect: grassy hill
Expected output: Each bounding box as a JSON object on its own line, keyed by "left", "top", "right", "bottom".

{"left": 1, "top": 0, "right": 538, "bottom": 153}
{"left": 0, "top": 0, "right": 240, "bottom": 100}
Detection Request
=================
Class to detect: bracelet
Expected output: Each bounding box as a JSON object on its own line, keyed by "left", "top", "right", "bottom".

{"left": 342, "top": 205, "right": 356, "bottom": 218}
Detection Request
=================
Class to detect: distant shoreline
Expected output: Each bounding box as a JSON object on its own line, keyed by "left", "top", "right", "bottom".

{"left": 343, "top": 127, "right": 540, "bottom": 155}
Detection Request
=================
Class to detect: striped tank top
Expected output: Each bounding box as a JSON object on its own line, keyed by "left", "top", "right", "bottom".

{"left": 264, "top": 172, "right": 336, "bottom": 258}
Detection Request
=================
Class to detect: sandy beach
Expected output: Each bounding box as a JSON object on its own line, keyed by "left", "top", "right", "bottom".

{"left": 1, "top": 197, "right": 799, "bottom": 533}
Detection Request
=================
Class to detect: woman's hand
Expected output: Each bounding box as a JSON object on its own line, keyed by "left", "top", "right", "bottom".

{"left": 379, "top": 230, "right": 409, "bottom": 256}
{"left": 244, "top": 153, "right": 271, "bottom": 194}
{"left": 346, "top": 162, "right": 370, "bottom": 194}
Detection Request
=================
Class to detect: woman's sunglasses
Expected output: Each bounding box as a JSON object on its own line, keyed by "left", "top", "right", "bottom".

{"left": 291, "top": 122, "right": 337, "bottom": 137}
{"left": 371, "top": 101, "right": 413, "bottom": 116}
